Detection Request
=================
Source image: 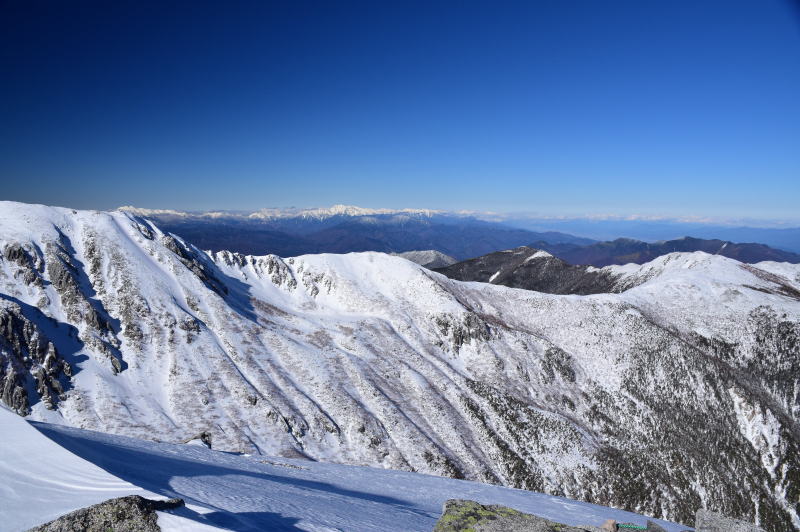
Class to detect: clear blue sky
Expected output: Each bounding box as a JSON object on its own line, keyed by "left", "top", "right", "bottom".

{"left": 2, "top": 1, "right": 799, "bottom": 219}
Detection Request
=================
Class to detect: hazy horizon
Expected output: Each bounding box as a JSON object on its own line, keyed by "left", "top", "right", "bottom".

{"left": 6, "top": 199, "right": 800, "bottom": 228}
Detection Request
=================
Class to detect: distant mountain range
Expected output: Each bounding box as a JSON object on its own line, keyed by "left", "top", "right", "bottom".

{"left": 534, "top": 236, "right": 800, "bottom": 267}
{"left": 119, "top": 205, "right": 592, "bottom": 260}
{"left": 120, "top": 206, "right": 800, "bottom": 258}
{"left": 505, "top": 217, "right": 800, "bottom": 254}
{"left": 120, "top": 205, "right": 800, "bottom": 266}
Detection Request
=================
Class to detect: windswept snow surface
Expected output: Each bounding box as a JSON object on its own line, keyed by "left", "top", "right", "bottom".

{"left": 0, "top": 405, "right": 222, "bottom": 532}
{"left": 1, "top": 201, "right": 799, "bottom": 529}
{"left": 2, "top": 407, "right": 689, "bottom": 531}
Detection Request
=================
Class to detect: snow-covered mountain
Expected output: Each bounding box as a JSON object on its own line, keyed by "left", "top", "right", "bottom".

{"left": 392, "top": 250, "right": 458, "bottom": 269}
{"left": 1, "top": 201, "right": 798, "bottom": 530}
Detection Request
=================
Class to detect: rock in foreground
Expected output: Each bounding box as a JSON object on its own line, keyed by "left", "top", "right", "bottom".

{"left": 434, "top": 500, "right": 771, "bottom": 532}
{"left": 27, "top": 495, "right": 184, "bottom": 532}
{"left": 433, "top": 499, "right": 609, "bottom": 532}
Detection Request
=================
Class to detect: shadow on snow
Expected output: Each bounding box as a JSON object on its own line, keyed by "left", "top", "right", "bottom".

{"left": 30, "top": 420, "right": 423, "bottom": 531}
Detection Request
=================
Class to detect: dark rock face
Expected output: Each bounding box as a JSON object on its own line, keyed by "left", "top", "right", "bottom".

{"left": 433, "top": 499, "right": 601, "bottom": 532}
{"left": 160, "top": 235, "right": 228, "bottom": 296}
{"left": 44, "top": 233, "right": 125, "bottom": 374}
{"left": 435, "top": 246, "right": 623, "bottom": 295}
{"left": 535, "top": 237, "right": 800, "bottom": 268}
{"left": 695, "top": 509, "right": 765, "bottom": 532}
{"left": 27, "top": 495, "right": 184, "bottom": 532}
{"left": 0, "top": 301, "right": 70, "bottom": 414}
{"left": 4, "top": 243, "right": 45, "bottom": 288}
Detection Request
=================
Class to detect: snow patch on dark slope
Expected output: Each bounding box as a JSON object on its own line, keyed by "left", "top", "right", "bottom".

{"left": 0, "top": 201, "right": 798, "bottom": 530}
{"left": 392, "top": 250, "right": 458, "bottom": 269}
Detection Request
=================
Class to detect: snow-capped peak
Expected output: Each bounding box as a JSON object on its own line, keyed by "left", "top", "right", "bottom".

{"left": 116, "top": 204, "right": 442, "bottom": 221}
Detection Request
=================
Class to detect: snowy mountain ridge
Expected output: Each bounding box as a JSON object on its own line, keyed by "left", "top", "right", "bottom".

{"left": 118, "top": 204, "right": 442, "bottom": 221}
{"left": 0, "top": 201, "right": 798, "bottom": 530}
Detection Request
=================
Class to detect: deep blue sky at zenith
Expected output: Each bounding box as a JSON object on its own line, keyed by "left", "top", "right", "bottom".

{"left": 1, "top": 1, "right": 799, "bottom": 219}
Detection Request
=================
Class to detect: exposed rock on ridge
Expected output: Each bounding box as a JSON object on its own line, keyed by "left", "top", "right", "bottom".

{"left": 0, "top": 299, "right": 71, "bottom": 414}
{"left": 433, "top": 499, "right": 608, "bottom": 532}
{"left": 27, "top": 495, "right": 184, "bottom": 532}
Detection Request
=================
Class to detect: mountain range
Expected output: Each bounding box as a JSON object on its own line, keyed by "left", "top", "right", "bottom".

{"left": 1, "top": 201, "right": 798, "bottom": 530}
{"left": 534, "top": 236, "right": 800, "bottom": 267}
{"left": 119, "top": 205, "right": 592, "bottom": 261}
{"left": 506, "top": 217, "right": 800, "bottom": 255}
{"left": 120, "top": 205, "right": 800, "bottom": 267}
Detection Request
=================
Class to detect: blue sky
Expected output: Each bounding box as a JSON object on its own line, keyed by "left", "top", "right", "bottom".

{"left": 1, "top": 1, "right": 799, "bottom": 219}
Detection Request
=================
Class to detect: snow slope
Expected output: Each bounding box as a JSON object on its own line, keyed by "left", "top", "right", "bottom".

{"left": 2, "top": 407, "right": 689, "bottom": 531}
{"left": 0, "top": 405, "right": 224, "bottom": 532}
{"left": 0, "top": 201, "right": 798, "bottom": 529}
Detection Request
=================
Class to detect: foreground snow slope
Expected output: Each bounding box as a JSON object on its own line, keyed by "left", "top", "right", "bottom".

{"left": 0, "top": 201, "right": 798, "bottom": 529}
{"left": 0, "top": 405, "right": 224, "bottom": 532}
{"left": 2, "top": 407, "right": 689, "bottom": 532}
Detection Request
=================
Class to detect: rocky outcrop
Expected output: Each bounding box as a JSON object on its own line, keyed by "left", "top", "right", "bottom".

{"left": 27, "top": 495, "right": 184, "bottom": 532}
{"left": 0, "top": 301, "right": 70, "bottom": 414}
{"left": 431, "top": 499, "right": 677, "bottom": 532}
{"left": 43, "top": 233, "right": 124, "bottom": 373}
{"left": 434, "top": 500, "right": 769, "bottom": 532}
{"left": 433, "top": 499, "right": 600, "bottom": 532}
{"left": 160, "top": 234, "right": 228, "bottom": 296}
{"left": 3, "top": 242, "right": 45, "bottom": 288}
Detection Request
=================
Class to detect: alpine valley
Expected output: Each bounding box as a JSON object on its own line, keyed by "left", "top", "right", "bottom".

{"left": 1, "top": 202, "right": 799, "bottom": 530}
